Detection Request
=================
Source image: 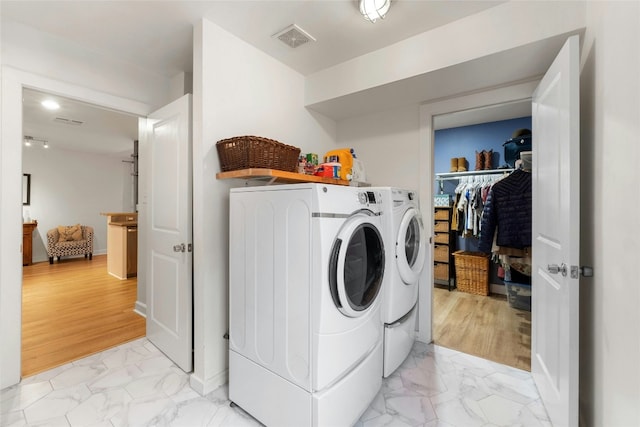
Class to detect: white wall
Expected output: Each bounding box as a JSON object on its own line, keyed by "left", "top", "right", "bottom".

{"left": 1, "top": 22, "right": 171, "bottom": 110}
{"left": 1, "top": 19, "right": 161, "bottom": 387}
{"left": 306, "top": 1, "right": 586, "bottom": 107}
{"left": 335, "top": 2, "right": 640, "bottom": 425}
{"left": 579, "top": 2, "right": 640, "bottom": 426}
{"left": 337, "top": 105, "right": 420, "bottom": 189}
{"left": 22, "top": 147, "right": 133, "bottom": 263}
{"left": 190, "top": 18, "right": 337, "bottom": 394}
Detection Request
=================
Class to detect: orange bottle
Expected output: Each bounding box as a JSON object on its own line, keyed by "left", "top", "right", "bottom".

{"left": 323, "top": 149, "right": 353, "bottom": 181}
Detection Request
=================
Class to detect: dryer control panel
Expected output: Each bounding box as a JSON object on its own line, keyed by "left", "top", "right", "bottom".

{"left": 358, "top": 191, "right": 381, "bottom": 206}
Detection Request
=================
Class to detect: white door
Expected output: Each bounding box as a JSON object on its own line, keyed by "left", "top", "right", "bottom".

{"left": 146, "top": 94, "right": 193, "bottom": 372}
{"left": 531, "top": 35, "right": 580, "bottom": 427}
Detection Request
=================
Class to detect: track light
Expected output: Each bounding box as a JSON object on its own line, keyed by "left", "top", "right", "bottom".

{"left": 24, "top": 135, "right": 50, "bottom": 149}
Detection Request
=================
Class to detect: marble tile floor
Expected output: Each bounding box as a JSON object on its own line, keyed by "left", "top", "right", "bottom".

{"left": 1, "top": 338, "right": 550, "bottom": 427}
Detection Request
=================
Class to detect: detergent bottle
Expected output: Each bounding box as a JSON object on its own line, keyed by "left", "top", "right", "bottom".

{"left": 323, "top": 148, "right": 353, "bottom": 181}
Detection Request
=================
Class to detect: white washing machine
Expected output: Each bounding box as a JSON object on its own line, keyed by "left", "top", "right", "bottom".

{"left": 374, "top": 187, "right": 427, "bottom": 377}
{"left": 229, "top": 183, "right": 386, "bottom": 427}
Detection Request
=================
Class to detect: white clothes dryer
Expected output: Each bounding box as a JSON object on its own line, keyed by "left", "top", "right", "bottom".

{"left": 229, "top": 183, "right": 386, "bottom": 427}
{"left": 374, "top": 187, "right": 427, "bottom": 377}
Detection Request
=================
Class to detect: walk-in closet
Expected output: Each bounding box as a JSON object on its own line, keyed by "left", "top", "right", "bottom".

{"left": 432, "top": 114, "right": 533, "bottom": 371}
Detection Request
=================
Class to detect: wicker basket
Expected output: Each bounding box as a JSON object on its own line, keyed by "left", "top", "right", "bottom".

{"left": 216, "top": 136, "right": 301, "bottom": 172}
{"left": 453, "top": 250, "right": 489, "bottom": 296}
{"left": 434, "top": 245, "right": 449, "bottom": 263}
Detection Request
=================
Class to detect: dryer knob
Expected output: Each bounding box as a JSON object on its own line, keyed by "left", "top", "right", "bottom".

{"left": 408, "top": 192, "right": 414, "bottom": 200}
{"left": 358, "top": 192, "right": 368, "bottom": 204}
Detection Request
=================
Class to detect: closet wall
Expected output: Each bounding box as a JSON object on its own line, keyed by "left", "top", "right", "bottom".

{"left": 434, "top": 116, "right": 532, "bottom": 290}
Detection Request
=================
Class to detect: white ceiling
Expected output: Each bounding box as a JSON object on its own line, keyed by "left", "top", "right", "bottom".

{"left": 1, "top": 0, "right": 505, "bottom": 77}
{"left": 5, "top": 0, "right": 540, "bottom": 154}
{"left": 22, "top": 89, "right": 139, "bottom": 157}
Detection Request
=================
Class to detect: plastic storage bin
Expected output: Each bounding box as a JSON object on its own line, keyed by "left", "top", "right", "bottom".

{"left": 505, "top": 281, "right": 531, "bottom": 311}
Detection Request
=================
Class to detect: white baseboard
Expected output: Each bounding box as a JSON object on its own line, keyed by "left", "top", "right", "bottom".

{"left": 134, "top": 301, "right": 146, "bottom": 317}
{"left": 189, "top": 369, "right": 228, "bottom": 396}
{"left": 490, "top": 283, "right": 507, "bottom": 295}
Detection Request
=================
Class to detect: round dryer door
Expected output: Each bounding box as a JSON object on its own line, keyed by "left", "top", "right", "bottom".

{"left": 329, "top": 213, "right": 385, "bottom": 318}
{"left": 396, "top": 207, "right": 426, "bottom": 285}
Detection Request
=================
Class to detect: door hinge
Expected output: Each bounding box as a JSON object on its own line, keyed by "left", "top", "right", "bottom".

{"left": 571, "top": 265, "right": 593, "bottom": 279}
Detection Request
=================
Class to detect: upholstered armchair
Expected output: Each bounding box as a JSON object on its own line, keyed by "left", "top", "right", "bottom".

{"left": 46, "top": 225, "right": 94, "bottom": 264}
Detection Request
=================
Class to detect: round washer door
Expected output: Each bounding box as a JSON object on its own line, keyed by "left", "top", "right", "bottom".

{"left": 396, "top": 207, "right": 426, "bottom": 285}
{"left": 329, "top": 213, "right": 385, "bottom": 318}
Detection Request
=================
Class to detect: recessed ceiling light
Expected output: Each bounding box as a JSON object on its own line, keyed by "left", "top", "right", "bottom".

{"left": 41, "top": 99, "right": 60, "bottom": 110}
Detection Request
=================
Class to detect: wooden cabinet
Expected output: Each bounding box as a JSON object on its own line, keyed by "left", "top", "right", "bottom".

{"left": 23, "top": 221, "right": 38, "bottom": 266}
{"left": 102, "top": 213, "right": 137, "bottom": 280}
{"left": 434, "top": 207, "right": 454, "bottom": 290}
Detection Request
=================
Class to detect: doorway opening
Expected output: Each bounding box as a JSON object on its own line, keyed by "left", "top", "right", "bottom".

{"left": 21, "top": 88, "right": 144, "bottom": 377}
{"left": 429, "top": 100, "right": 534, "bottom": 371}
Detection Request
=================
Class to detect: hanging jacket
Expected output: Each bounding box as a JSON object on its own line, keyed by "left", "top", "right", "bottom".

{"left": 478, "top": 169, "right": 532, "bottom": 253}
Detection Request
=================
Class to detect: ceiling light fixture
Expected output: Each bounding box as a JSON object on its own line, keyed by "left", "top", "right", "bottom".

{"left": 24, "top": 135, "right": 49, "bottom": 149}
{"left": 41, "top": 99, "right": 60, "bottom": 110}
{"left": 359, "top": 0, "right": 390, "bottom": 23}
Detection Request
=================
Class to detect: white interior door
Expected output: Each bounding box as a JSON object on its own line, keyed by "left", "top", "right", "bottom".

{"left": 146, "top": 94, "right": 193, "bottom": 372}
{"left": 531, "top": 35, "right": 580, "bottom": 427}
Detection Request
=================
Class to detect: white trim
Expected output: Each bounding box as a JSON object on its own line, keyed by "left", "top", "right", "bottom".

{"left": 3, "top": 67, "right": 151, "bottom": 117}
{"left": 416, "top": 80, "right": 539, "bottom": 345}
{"left": 490, "top": 283, "right": 507, "bottom": 296}
{"left": 189, "top": 369, "right": 228, "bottom": 396}
{"left": 0, "top": 66, "right": 152, "bottom": 390}
{"left": 134, "top": 301, "right": 147, "bottom": 318}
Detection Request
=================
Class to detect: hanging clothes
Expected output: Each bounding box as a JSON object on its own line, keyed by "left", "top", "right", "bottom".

{"left": 478, "top": 169, "right": 532, "bottom": 253}
{"left": 450, "top": 174, "right": 505, "bottom": 239}
{"left": 451, "top": 193, "right": 461, "bottom": 231}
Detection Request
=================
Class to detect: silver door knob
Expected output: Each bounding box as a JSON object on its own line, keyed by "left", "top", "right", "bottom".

{"left": 173, "top": 243, "right": 186, "bottom": 253}
{"left": 547, "top": 263, "right": 567, "bottom": 277}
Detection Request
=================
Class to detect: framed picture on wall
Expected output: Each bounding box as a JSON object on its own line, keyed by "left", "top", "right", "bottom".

{"left": 23, "top": 173, "right": 31, "bottom": 206}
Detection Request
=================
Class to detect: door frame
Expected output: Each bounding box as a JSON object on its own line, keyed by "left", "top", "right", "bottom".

{"left": 416, "top": 79, "right": 539, "bottom": 344}
{"left": 0, "top": 67, "right": 150, "bottom": 389}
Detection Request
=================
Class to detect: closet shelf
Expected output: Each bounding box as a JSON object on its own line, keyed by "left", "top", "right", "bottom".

{"left": 435, "top": 168, "right": 514, "bottom": 180}
{"left": 216, "top": 168, "right": 350, "bottom": 186}
{"left": 435, "top": 169, "right": 514, "bottom": 194}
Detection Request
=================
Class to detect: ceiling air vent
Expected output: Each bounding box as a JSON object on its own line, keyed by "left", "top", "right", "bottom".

{"left": 272, "top": 24, "right": 316, "bottom": 49}
{"left": 54, "top": 117, "right": 84, "bottom": 126}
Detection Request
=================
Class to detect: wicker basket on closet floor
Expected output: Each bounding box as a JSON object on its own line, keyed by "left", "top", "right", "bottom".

{"left": 453, "top": 250, "right": 490, "bottom": 296}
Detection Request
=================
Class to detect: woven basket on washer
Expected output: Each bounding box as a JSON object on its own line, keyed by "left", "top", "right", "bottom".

{"left": 216, "top": 136, "right": 301, "bottom": 172}
{"left": 453, "top": 250, "right": 490, "bottom": 296}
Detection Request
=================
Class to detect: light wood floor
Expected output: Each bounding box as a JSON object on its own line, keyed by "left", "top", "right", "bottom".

{"left": 22, "top": 255, "right": 146, "bottom": 377}
{"left": 433, "top": 286, "right": 531, "bottom": 371}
